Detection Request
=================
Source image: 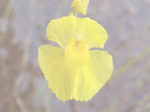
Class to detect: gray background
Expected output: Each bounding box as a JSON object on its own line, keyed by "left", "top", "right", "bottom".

{"left": 0, "top": 0, "right": 150, "bottom": 112}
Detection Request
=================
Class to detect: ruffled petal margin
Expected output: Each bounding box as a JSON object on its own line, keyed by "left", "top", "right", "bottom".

{"left": 38, "top": 45, "right": 113, "bottom": 101}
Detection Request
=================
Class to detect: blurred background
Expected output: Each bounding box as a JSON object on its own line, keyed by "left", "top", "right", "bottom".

{"left": 0, "top": 0, "right": 150, "bottom": 112}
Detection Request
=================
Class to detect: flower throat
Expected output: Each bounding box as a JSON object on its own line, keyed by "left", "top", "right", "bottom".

{"left": 65, "top": 38, "right": 89, "bottom": 67}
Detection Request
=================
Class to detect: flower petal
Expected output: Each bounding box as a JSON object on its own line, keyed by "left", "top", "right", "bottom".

{"left": 38, "top": 45, "right": 77, "bottom": 101}
{"left": 73, "top": 50, "right": 113, "bottom": 101}
{"left": 81, "top": 18, "right": 108, "bottom": 49}
{"left": 46, "top": 16, "right": 108, "bottom": 49}
{"left": 71, "top": 0, "right": 89, "bottom": 15}
{"left": 38, "top": 45, "right": 113, "bottom": 101}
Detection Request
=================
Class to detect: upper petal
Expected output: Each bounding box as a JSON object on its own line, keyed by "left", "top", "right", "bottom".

{"left": 46, "top": 16, "right": 108, "bottom": 49}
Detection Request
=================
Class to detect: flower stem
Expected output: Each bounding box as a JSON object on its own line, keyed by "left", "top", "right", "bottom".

{"left": 69, "top": 100, "right": 77, "bottom": 112}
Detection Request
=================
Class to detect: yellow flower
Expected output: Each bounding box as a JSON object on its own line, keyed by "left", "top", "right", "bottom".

{"left": 71, "top": 0, "right": 89, "bottom": 15}
{"left": 38, "top": 15, "right": 113, "bottom": 101}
